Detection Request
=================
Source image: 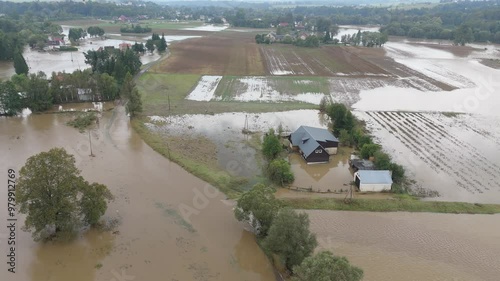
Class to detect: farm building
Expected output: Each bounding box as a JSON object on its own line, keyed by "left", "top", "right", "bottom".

{"left": 350, "top": 158, "right": 374, "bottom": 172}
{"left": 289, "top": 126, "right": 339, "bottom": 164}
{"left": 354, "top": 170, "right": 392, "bottom": 192}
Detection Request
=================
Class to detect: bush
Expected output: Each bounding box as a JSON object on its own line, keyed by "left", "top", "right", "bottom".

{"left": 67, "top": 112, "right": 97, "bottom": 132}
{"left": 360, "top": 143, "right": 380, "bottom": 159}
{"left": 373, "top": 151, "right": 391, "bottom": 170}
{"left": 390, "top": 163, "right": 405, "bottom": 184}
{"left": 268, "top": 159, "right": 294, "bottom": 186}
{"left": 262, "top": 128, "right": 282, "bottom": 161}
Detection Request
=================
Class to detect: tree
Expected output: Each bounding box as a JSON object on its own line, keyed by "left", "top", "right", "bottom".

{"left": 25, "top": 72, "right": 52, "bottom": 112}
{"left": 97, "top": 73, "right": 119, "bottom": 100}
{"left": 16, "top": 148, "right": 112, "bottom": 241}
{"left": 13, "top": 51, "right": 29, "bottom": 75}
{"left": 360, "top": 143, "right": 380, "bottom": 159}
{"left": 234, "top": 184, "right": 279, "bottom": 237}
{"left": 373, "top": 150, "right": 391, "bottom": 170}
{"left": 263, "top": 208, "right": 317, "bottom": 271}
{"left": 262, "top": 128, "right": 282, "bottom": 161}
{"left": 268, "top": 159, "right": 294, "bottom": 186}
{"left": 292, "top": 251, "right": 364, "bottom": 281}
{"left": 145, "top": 39, "right": 155, "bottom": 53}
{"left": 453, "top": 24, "right": 474, "bottom": 46}
{"left": 68, "top": 28, "right": 86, "bottom": 42}
{"left": 157, "top": 33, "right": 167, "bottom": 53}
{"left": 0, "top": 81, "right": 24, "bottom": 116}
{"left": 339, "top": 129, "right": 353, "bottom": 147}
{"left": 126, "top": 86, "right": 143, "bottom": 118}
{"left": 120, "top": 72, "right": 135, "bottom": 99}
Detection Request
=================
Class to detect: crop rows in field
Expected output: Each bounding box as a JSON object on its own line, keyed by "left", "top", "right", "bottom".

{"left": 366, "top": 111, "right": 500, "bottom": 195}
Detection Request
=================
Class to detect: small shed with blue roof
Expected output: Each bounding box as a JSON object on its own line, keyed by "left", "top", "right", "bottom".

{"left": 289, "top": 126, "right": 339, "bottom": 164}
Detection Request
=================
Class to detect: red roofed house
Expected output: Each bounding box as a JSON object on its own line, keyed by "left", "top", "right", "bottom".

{"left": 119, "top": 43, "right": 131, "bottom": 51}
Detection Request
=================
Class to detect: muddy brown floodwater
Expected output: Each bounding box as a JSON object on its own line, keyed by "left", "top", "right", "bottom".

{"left": 307, "top": 210, "right": 500, "bottom": 281}
{"left": 0, "top": 107, "right": 277, "bottom": 281}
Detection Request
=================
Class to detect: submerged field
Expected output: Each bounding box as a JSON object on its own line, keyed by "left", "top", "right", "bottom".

{"left": 136, "top": 27, "right": 500, "bottom": 203}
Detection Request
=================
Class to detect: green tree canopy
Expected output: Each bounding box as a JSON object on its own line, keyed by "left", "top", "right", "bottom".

{"left": 292, "top": 251, "right": 364, "bottom": 281}
{"left": 16, "top": 148, "right": 113, "bottom": 241}
{"left": 0, "top": 80, "right": 23, "bottom": 116}
{"left": 13, "top": 51, "right": 29, "bottom": 75}
{"left": 234, "top": 183, "right": 280, "bottom": 237}
{"left": 268, "top": 159, "right": 294, "bottom": 186}
{"left": 263, "top": 208, "right": 317, "bottom": 271}
{"left": 262, "top": 128, "right": 282, "bottom": 161}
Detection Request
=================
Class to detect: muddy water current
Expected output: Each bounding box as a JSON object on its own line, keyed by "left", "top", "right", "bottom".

{"left": 0, "top": 108, "right": 276, "bottom": 281}
{"left": 1, "top": 108, "right": 499, "bottom": 281}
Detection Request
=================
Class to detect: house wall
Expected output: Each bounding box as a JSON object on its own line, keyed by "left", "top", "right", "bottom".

{"left": 318, "top": 140, "right": 339, "bottom": 155}
{"left": 325, "top": 147, "right": 338, "bottom": 155}
{"left": 304, "top": 147, "right": 330, "bottom": 163}
{"left": 359, "top": 183, "right": 392, "bottom": 192}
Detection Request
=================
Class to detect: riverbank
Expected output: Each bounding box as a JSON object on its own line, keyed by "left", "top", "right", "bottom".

{"left": 281, "top": 196, "right": 500, "bottom": 214}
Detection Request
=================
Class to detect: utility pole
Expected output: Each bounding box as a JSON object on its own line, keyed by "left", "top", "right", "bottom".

{"left": 88, "top": 130, "right": 94, "bottom": 157}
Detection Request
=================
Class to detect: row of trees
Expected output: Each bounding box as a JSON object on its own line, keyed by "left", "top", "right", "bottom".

{"left": 86, "top": 26, "right": 105, "bottom": 38}
{"left": 1, "top": 46, "right": 143, "bottom": 116}
{"left": 1, "top": 17, "right": 63, "bottom": 61}
{"left": 324, "top": 102, "right": 406, "bottom": 189}
{"left": 68, "top": 27, "right": 87, "bottom": 42}
{"left": 120, "top": 24, "right": 152, "bottom": 34}
{"left": 84, "top": 47, "right": 142, "bottom": 84}
{"left": 145, "top": 33, "right": 168, "bottom": 54}
{"left": 341, "top": 31, "right": 389, "bottom": 47}
{"left": 262, "top": 129, "right": 295, "bottom": 186}
{"left": 0, "top": 70, "right": 120, "bottom": 115}
{"left": 235, "top": 184, "right": 363, "bottom": 280}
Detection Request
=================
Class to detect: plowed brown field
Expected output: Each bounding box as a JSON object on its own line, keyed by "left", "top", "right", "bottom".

{"left": 260, "top": 44, "right": 390, "bottom": 76}
{"left": 155, "top": 31, "right": 266, "bottom": 75}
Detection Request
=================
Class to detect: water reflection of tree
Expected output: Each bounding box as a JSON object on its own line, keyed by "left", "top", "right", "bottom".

{"left": 233, "top": 230, "right": 275, "bottom": 278}
{"left": 30, "top": 229, "right": 115, "bottom": 281}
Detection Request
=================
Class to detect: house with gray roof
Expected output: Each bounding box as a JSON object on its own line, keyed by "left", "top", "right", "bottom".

{"left": 289, "top": 126, "right": 339, "bottom": 163}
{"left": 354, "top": 170, "right": 393, "bottom": 192}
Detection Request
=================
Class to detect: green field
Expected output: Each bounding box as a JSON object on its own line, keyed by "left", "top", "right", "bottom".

{"left": 136, "top": 73, "right": 319, "bottom": 116}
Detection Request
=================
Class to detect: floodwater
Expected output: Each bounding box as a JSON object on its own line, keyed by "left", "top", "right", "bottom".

{"left": 307, "top": 210, "right": 500, "bottom": 281}
{"left": 0, "top": 107, "right": 277, "bottom": 281}
{"left": 352, "top": 41, "right": 500, "bottom": 202}
{"left": 0, "top": 25, "right": 206, "bottom": 80}
{"left": 289, "top": 147, "right": 354, "bottom": 193}
{"left": 333, "top": 25, "right": 381, "bottom": 41}
{"left": 148, "top": 110, "right": 330, "bottom": 178}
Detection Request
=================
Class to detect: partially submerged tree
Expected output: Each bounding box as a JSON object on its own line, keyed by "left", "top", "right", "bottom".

{"left": 262, "top": 128, "right": 282, "bottom": 161}
{"left": 121, "top": 72, "right": 143, "bottom": 117}
{"left": 234, "top": 184, "right": 280, "bottom": 237}
{"left": 292, "top": 251, "right": 364, "bottom": 281}
{"left": 268, "top": 159, "right": 294, "bottom": 186}
{"left": 263, "top": 208, "right": 317, "bottom": 271}
{"left": 16, "top": 148, "right": 113, "bottom": 241}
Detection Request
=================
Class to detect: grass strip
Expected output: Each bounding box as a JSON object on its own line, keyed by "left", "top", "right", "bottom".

{"left": 280, "top": 196, "right": 500, "bottom": 214}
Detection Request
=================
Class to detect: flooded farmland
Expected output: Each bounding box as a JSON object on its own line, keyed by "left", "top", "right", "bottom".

{"left": 307, "top": 210, "right": 500, "bottom": 281}
{"left": 0, "top": 108, "right": 277, "bottom": 281}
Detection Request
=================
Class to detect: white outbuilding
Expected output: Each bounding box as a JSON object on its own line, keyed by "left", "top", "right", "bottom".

{"left": 354, "top": 170, "right": 393, "bottom": 192}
